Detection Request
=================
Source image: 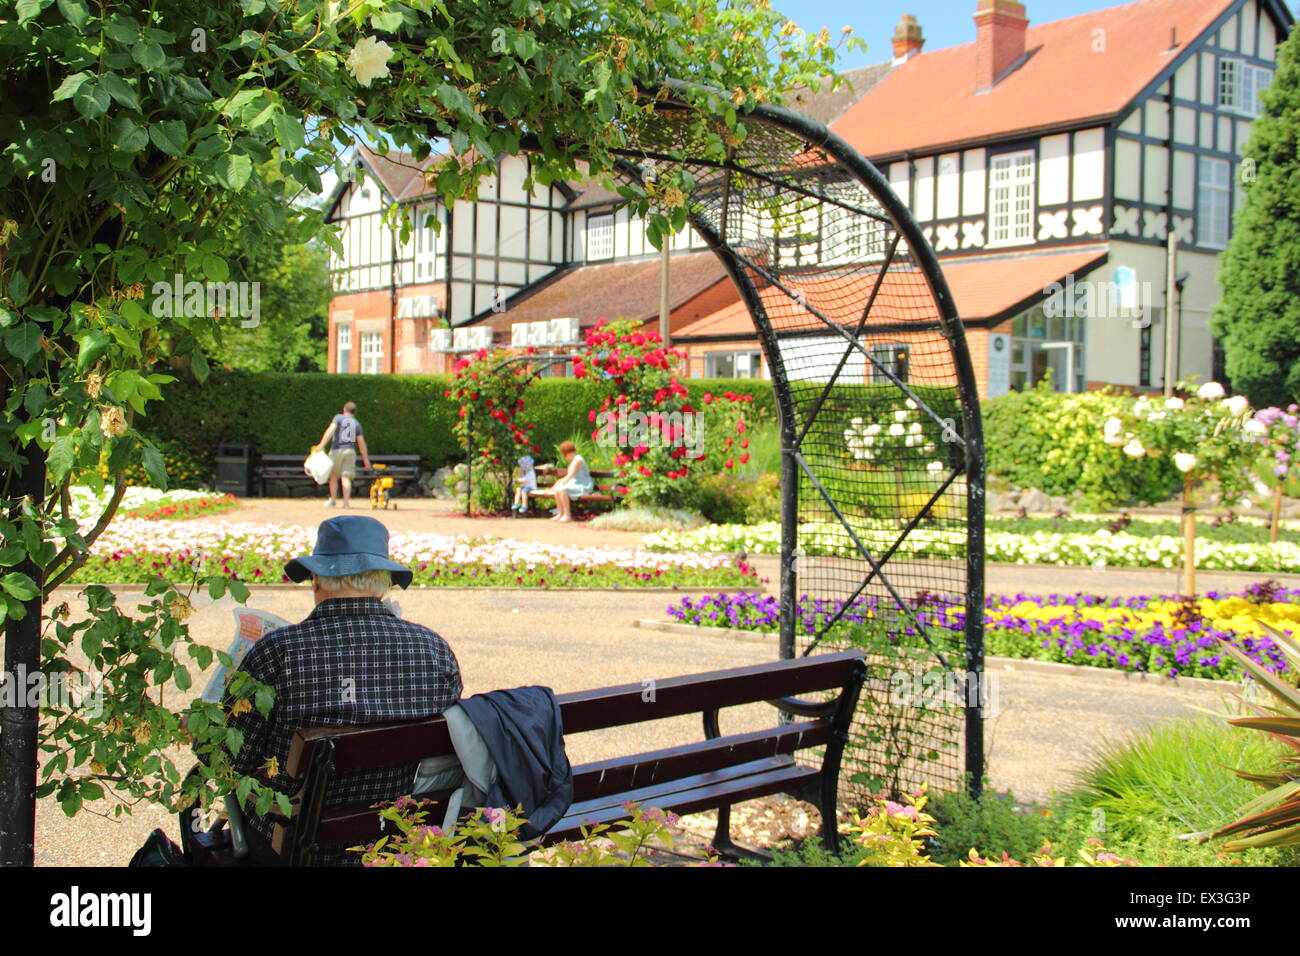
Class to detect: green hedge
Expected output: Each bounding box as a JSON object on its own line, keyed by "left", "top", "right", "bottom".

{"left": 140, "top": 370, "right": 778, "bottom": 472}
{"left": 982, "top": 382, "right": 1182, "bottom": 509}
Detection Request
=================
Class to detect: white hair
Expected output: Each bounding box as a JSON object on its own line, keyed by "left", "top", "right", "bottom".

{"left": 313, "top": 569, "right": 393, "bottom": 597}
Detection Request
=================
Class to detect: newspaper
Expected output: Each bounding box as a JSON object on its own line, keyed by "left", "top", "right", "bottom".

{"left": 200, "top": 599, "right": 405, "bottom": 704}
{"left": 201, "top": 608, "right": 291, "bottom": 704}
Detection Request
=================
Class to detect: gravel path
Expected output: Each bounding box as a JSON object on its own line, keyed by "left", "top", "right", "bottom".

{"left": 13, "top": 497, "right": 1273, "bottom": 864}
{"left": 26, "top": 581, "right": 1237, "bottom": 865}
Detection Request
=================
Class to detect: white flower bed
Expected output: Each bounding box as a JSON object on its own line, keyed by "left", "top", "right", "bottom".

{"left": 644, "top": 520, "right": 1300, "bottom": 573}
{"left": 89, "top": 519, "right": 735, "bottom": 573}
{"left": 67, "top": 485, "right": 216, "bottom": 524}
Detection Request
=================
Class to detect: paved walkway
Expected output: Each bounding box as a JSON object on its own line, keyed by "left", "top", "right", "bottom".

{"left": 31, "top": 582, "right": 1238, "bottom": 865}
{"left": 20, "top": 497, "right": 1277, "bottom": 864}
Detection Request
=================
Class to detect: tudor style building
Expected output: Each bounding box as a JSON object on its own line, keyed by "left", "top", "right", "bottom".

{"left": 324, "top": 0, "right": 1292, "bottom": 397}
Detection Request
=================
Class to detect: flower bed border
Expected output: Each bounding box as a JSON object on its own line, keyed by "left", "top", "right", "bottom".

{"left": 631, "top": 619, "right": 1243, "bottom": 692}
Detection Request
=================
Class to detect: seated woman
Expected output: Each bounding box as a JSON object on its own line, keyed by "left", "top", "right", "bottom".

{"left": 544, "top": 440, "right": 593, "bottom": 522}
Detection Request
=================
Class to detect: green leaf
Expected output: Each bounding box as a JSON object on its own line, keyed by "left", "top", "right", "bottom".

{"left": 8, "top": 270, "right": 29, "bottom": 304}
{"left": 51, "top": 71, "right": 92, "bottom": 101}
{"left": 130, "top": 41, "right": 166, "bottom": 71}
{"left": 174, "top": 664, "right": 191, "bottom": 691}
{"left": 211, "top": 153, "right": 252, "bottom": 191}
{"left": 272, "top": 113, "right": 305, "bottom": 152}
{"left": 100, "top": 73, "right": 139, "bottom": 110}
{"left": 4, "top": 323, "right": 42, "bottom": 363}
{"left": 1, "top": 572, "right": 40, "bottom": 602}
{"left": 75, "top": 328, "right": 110, "bottom": 371}
{"left": 17, "top": 0, "right": 54, "bottom": 23}
{"left": 148, "top": 120, "right": 188, "bottom": 157}
{"left": 111, "top": 115, "right": 148, "bottom": 152}
{"left": 47, "top": 435, "right": 76, "bottom": 481}
{"left": 72, "top": 80, "right": 111, "bottom": 120}
{"left": 201, "top": 254, "right": 229, "bottom": 282}
{"left": 141, "top": 444, "right": 168, "bottom": 490}
{"left": 57, "top": 0, "right": 88, "bottom": 28}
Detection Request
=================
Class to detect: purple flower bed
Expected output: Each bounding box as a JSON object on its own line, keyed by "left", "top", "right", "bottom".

{"left": 666, "top": 584, "right": 1294, "bottom": 681}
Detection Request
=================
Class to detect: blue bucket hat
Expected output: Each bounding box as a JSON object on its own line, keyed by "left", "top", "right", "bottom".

{"left": 285, "top": 515, "right": 413, "bottom": 589}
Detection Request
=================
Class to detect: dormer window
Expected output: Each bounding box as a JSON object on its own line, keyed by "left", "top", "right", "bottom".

{"left": 1219, "top": 59, "right": 1272, "bottom": 117}
{"left": 988, "top": 150, "right": 1035, "bottom": 246}
{"left": 586, "top": 213, "right": 614, "bottom": 261}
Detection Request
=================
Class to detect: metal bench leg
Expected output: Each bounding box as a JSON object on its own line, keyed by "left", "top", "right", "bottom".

{"left": 701, "top": 709, "right": 771, "bottom": 863}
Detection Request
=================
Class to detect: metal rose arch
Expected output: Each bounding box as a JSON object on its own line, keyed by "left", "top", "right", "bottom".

{"left": 587, "top": 84, "right": 987, "bottom": 799}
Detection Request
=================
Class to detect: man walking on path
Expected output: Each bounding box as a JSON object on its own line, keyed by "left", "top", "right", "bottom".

{"left": 315, "top": 401, "right": 371, "bottom": 508}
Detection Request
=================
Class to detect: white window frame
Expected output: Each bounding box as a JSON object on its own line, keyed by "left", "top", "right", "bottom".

{"left": 585, "top": 213, "right": 614, "bottom": 261}
{"left": 360, "top": 331, "right": 383, "bottom": 374}
{"left": 988, "top": 150, "right": 1036, "bottom": 246}
{"left": 868, "top": 342, "right": 910, "bottom": 385}
{"left": 705, "top": 350, "right": 763, "bottom": 379}
{"left": 1197, "top": 157, "right": 1231, "bottom": 250}
{"left": 1219, "top": 59, "right": 1272, "bottom": 117}
{"left": 412, "top": 204, "right": 444, "bottom": 281}
{"left": 336, "top": 324, "right": 351, "bottom": 374}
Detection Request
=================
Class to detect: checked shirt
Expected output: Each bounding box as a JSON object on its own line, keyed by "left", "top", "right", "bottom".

{"left": 198, "top": 597, "right": 462, "bottom": 864}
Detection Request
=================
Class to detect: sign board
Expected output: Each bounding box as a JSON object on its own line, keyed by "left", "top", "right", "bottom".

{"left": 987, "top": 333, "right": 1011, "bottom": 398}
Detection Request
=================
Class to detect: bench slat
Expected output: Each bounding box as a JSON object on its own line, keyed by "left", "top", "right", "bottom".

{"left": 543, "top": 762, "right": 820, "bottom": 845}
{"left": 285, "top": 651, "right": 860, "bottom": 779}
{"left": 279, "top": 722, "right": 829, "bottom": 851}
{"left": 571, "top": 721, "right": 827, "bottom": 803}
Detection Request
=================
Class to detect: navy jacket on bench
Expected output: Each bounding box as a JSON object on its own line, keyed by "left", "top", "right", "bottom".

{"left": 459, "top": 686, "right": 574, "bottom": 839}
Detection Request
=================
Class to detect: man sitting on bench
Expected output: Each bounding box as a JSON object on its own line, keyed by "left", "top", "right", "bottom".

{"left": 195, "top": 515, "right": 462, "bottom": 866}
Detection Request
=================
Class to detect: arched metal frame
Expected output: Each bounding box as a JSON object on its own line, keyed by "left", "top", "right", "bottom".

{"left": 506, "top": 85, "right": 985, "bottom": 797}
{"left": 595, "top": 87, "right": 986, "bottom": 799}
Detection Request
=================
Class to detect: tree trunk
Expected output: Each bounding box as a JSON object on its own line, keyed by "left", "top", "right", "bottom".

{"left": 1181, "top": 480, "right": 1196, "bottom": 598}
{"left": 1271, "top": 482, "right": 1284, "bottom": 542}
{"left": 0, "top": 441, "right": 47, "bottom": 867}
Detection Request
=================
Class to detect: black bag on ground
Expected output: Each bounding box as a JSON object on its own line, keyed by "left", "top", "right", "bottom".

{"left": 129, "top": 828, "right": 189, "bottom": 867}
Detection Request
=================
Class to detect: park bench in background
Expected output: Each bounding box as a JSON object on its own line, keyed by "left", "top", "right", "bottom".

{"left": 526, "top": 467, "right": 617, "bottom": 513}
{"left": 256, "top": 453, "right": 421, "bottom": 498}
{"left": 186, "top": 650, "right": 867, "bottom": 866}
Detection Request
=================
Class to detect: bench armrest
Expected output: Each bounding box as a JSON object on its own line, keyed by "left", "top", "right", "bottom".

{"left": 768, "top": 695, "right": 839, "bottom": 720}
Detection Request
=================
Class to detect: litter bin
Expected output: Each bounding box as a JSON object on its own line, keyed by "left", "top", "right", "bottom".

{"left": 215, "top": 443, "right": 255, "bottom": 497}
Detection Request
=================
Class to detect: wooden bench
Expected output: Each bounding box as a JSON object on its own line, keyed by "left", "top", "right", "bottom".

{"left": 256, "top": 453, "right": 421, "bottom": 498}
{"left": 526, "top": 467, "right": 617, "bottom": 512}
{"left": 186, "top": 650, "right": 867, "bottom": 866}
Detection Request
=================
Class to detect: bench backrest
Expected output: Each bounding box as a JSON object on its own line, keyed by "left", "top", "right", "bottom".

{"left": 272, "top": 649, "right": 866, "bottom": 860}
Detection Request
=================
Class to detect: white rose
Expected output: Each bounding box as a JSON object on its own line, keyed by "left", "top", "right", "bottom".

{"left": 866, "top": 423, "right": 882, "bottom": 436}
{"left": 1197, "top": 381, "right": 1226, "bottom": 400}
{"left": 893, "top": 409, "right": 909, "bottom": 423}
{"left": 1173, "top": 452, "right": 1198, "bottom": 473}
{"left": 1224, "top": 395, "right": 1251, "bottom": 417}
{"left": 1133, "top": 399, "right": 1151, "bottom": 419}
{"left": 1244, "top": 419, "right": 1268, "bottom": 436}
{"left": 908, "top": 422, "right": 923, "bottom": 434}
{"left": 1123, "top": 438, "right": 1145, "bottom": 458}
{"left": 1165, "top": 397, "right": 1185, "bottom": 410}
{"left": 346, "top": 36, "right": 394, "bottom": 87}
{"left": 1102, "top": 416, "right": 1124, "bottom": 445}
{"left": 889, "top": 423, "right": 905, "bottom": 437}
{"left": 926, "top": 460, "right": 944, "bottom": 475}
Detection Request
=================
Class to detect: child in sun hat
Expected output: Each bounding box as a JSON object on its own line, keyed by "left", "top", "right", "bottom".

{"left": 511, "top": 454, "right": 537, "bottom": 514}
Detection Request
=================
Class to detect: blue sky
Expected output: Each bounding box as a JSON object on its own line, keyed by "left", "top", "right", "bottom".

{"left": 788, "top": 0, "right": 1299, "bottom": 71}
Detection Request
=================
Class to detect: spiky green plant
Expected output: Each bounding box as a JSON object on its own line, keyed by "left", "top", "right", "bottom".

{"left": 1211, "top": 623, "right": 1300, "bottom": 850}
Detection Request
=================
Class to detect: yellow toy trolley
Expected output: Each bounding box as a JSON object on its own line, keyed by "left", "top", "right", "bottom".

{"left": 369, "top": 463, "right": 396, "bottom": 510}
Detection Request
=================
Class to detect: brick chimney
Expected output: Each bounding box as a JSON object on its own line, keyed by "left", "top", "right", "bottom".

{"left": 974, "top": 0, "right": 1028, "bottom": 94}
{"left": 891, "top": 14, "right": 925, "bottom": 63}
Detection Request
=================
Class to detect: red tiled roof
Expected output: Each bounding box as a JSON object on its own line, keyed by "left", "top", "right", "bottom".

{"left": 833, "top": 0, "right": 1235, "bottom": 159}
{"left": 355, "top": 144, "right": 442, "bottom": 201}
{"left": 674, "top": 245, "right": 1108, "bottom": 339}
{"left": 474, "top": 251, "right": 733, "bottom": 331}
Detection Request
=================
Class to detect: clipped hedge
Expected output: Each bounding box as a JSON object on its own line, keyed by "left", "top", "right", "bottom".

{"left": 982, "top": 382, "right": 1182, "bottom": 509}
{"left": 139, "top": 370, "right": 778, "bottom": 473}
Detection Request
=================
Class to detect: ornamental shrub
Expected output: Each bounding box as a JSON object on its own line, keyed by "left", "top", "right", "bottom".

{"left": 983, "top": 380, "right": 1182, "bottom": 509}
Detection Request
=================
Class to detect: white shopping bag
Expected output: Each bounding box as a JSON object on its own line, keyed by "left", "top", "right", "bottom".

{"left": 304, "top": 449, "right": 333, "bottom": 484}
